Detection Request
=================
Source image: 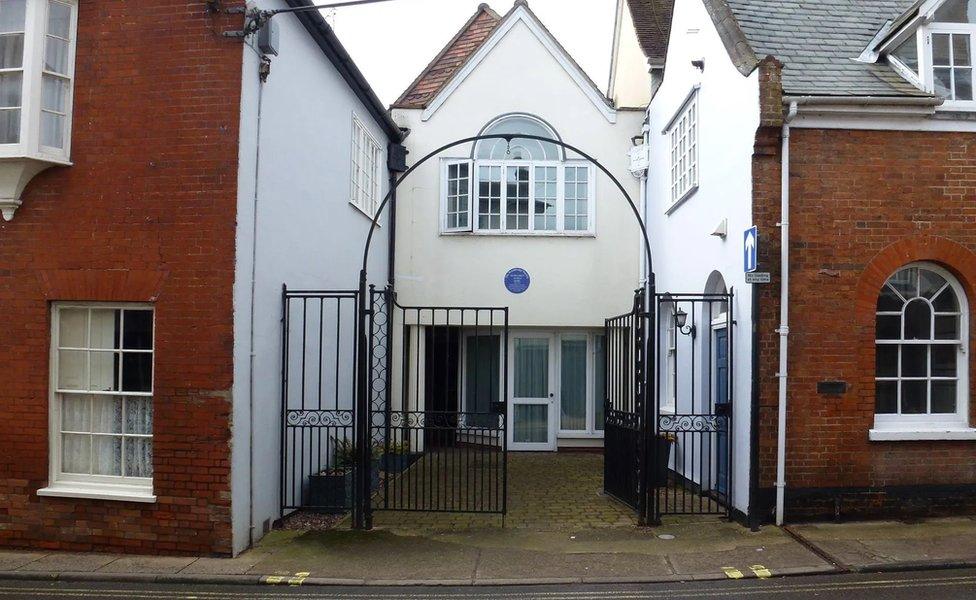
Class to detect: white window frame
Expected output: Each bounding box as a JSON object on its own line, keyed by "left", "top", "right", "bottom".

{"left": 39, "top": 302, "right": 157, "bottom": 503}
{"left": 921, "top": 24, "right": 976, "bottom": 110}
{"left": 663, "top": 305, "right": 677, "bottom": 415}
{"left": 440, "top": 158, "right": 595, "bottom": 236}
{"left": 441, "top": 158, "right": 473, "bottom": 232}
{"left": 555, "top": 331, "right": 605, "bottom": 439}
{"left": 350, "top": 113, "right": 383, "bottom": 219}
{"left": 872, "top": 262, "right": 974, "bottom": 440}
{"left": 0, "top": 0, "right": 77, "bottom": 163}
{"left": 664, "top": 87, "right": 699, "bottom": 208}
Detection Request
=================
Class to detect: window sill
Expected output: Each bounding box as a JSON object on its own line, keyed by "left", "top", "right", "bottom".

{"left": 38, "top": 483, "right": 157, "bottom": 503}
{"left": 440, "top": 230, "right": 596, "bottom": 238}
{"left": 349, "top": 200, "right": 381, "bottom": 225}
{"left": 868, "top": 428, "right": 976, "bottom": 442}
{"left": 665, "top": 185, "right": 698, "bottom": 216}
{"left": 558, "top": 431, "right": 605, "bottom": 439}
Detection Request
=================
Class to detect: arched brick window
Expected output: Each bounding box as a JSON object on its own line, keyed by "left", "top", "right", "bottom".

{"left": 875, "top": 263, "right": 970, "bottom": 433}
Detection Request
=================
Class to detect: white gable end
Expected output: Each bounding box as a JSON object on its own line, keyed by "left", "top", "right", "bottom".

{"left": 421, "top": 5, "right": 617, "bottom": 123}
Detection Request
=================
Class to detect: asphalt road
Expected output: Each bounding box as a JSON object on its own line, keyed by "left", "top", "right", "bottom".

{"left": 3, "top": 569, "right": 976, "bottom": 599}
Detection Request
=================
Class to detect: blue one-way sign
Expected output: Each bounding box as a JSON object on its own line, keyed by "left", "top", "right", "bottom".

{"left": 744, "top": 226, "right": 758, "bottom": 273}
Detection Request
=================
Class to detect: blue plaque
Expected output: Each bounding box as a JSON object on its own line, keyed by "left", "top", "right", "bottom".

{"left": 504, "top": 268, "right": 530, "bottom": 294}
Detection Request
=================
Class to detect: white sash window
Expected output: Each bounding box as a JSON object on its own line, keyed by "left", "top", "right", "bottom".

{"left": 39, "top": 303, "right": 156, "bottom": 502}
{"left": 441, "top": 115, "right": 595, "bottom": 235}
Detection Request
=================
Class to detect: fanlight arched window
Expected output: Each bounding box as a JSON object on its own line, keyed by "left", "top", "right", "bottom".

{"left": 875, "top": 263, "right": 969, "bottom": 431}
{"left": 441, "top": 114, "right": 593, "bottom": 234}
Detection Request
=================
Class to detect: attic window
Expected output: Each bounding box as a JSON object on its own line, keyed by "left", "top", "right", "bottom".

{"left": 931, "top": 32, "right": 974, "bottom": 102}
{"left": 892, "top": 37, "right": 919, "bottom": 73}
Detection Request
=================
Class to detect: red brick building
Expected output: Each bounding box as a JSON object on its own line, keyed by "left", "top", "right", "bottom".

{"left": 0, "top": 0, "right": 402, "bottom": 555}
{"left": 630, "top": 0, "right": 976, "bottom": 524}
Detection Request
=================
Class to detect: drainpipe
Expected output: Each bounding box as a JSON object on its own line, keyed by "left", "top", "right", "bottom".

{"left": 639, "top": 119, "right": 650, "bottom": 288}
{"left": 775, "top": 101, "right": 798, "bottom": 527}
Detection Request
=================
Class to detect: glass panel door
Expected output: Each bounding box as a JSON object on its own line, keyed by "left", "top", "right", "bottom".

{"left": 560, "top": 336, "right": 588, "bottom": 431}
{"left": 509, "top": 334, "right": 555, "bottom": 451}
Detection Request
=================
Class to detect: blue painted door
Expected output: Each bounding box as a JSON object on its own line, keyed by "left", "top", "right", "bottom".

{"left": 714, "top": 328, "right": 730, "bottom": 496}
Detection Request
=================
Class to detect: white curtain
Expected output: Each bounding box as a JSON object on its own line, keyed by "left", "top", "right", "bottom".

{"left": 560, "top": 339, "right": 587, "bottom": 430}
{"left": 515, "top": 338, "right": 548, "bottom": 398}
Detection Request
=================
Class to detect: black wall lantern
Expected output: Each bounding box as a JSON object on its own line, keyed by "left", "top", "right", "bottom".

{"left": 675, "top": 307, "right": 696, "bottom": 337}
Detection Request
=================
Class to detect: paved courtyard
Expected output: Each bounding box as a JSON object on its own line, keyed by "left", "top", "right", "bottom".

{"left": 370, "top": 452, "right": 637, "bottom": 531}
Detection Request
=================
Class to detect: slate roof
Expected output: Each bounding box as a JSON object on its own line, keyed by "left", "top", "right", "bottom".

{"left": 392, "top": 4, "right": 501, "bottom": 109}
{"left": 626, "top": 0, "right": 674, "bottom": 65}
{"left": 717, "top": 0, "right": 932, "bottom": 97}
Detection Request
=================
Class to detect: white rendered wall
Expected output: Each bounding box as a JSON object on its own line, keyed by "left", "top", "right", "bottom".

{"left": 608, "top": 0, "right": 652, "bottom": 108}
{"left": 392, "top": 19, "right": 645, "bottom": 329}
{"left": 644, "top": 0, "right": 760, "bottom": 516}
{"left": 232, "top": 0, "right": 391, "bottom": 555}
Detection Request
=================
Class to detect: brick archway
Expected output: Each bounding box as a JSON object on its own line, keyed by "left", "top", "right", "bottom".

{"left": 853, "top": 235, "right": 976, "bottom": 421}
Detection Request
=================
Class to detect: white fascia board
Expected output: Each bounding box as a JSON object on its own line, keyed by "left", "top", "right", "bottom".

{"left": 421, "top": 5, "right": 618, "bottom": 124}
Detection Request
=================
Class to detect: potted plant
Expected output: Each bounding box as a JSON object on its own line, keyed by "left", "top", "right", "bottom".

{"left": 652, "top": 433, "right": 676, "bottom": 487}
{"left": 379, "top": 441, "right": 421, "bottom": 473}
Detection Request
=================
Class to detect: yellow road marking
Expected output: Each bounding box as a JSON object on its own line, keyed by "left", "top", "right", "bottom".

{"left": 750, "top": 565, "right": 772, "bottom": 579}
{"left": 289, "top": 571, "right": 311, "bottom": 586}
{"left": 721, "top": 566, "right": 744, "bottom": 579}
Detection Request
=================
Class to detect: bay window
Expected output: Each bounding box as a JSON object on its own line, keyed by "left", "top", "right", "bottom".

{"left": 40, "top": 303, "right": 156, "bottom": 502}
{"left": 0, "top": 0, "right": 77, "bottom": 221}
{"left": 441, "top": 115, "right": 595, "bottom": 235}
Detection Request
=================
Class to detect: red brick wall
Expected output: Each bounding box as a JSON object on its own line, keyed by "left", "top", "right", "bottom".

{"left": 0, "top": 2, "right": 244, "bottom": 555}
{"left": 753, "top": 107, "right": 976, "bottom": 519}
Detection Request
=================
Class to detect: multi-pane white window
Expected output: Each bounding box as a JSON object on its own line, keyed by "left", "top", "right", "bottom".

{"left": 932, "top": 32, "right": 974, "bottom": 101}
{"left": 441, "top": 115, "right": 595, "bottom": 234}
{"left": 41, "top": 0, "right": 72, "bottom": 149}
{"left": 667, "top": 91, "right": 698, "bottom": 205}
{"left": 445, "top": 161, "right": 470, "bottom": 230}
{"left": 350, "top": 114, "right": 382, "bottom": 218}
{"left": 0, "top": 0, "right": 26, "bottom": 144}
{"left": 42, "top": 304, "right": 155, "bottom": 501}
{"left": 0, "top": 0, "right": 75, "bottom": 155}
{"left": 875, "top": 264, "right": 969, "bottom": 430}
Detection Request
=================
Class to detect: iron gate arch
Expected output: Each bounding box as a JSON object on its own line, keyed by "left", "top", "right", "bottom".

{"left": 349, "top": 132, "right": 660, "bottom": 529}
{"left": 276, "top": 133, "right": 670, "bottom": 529}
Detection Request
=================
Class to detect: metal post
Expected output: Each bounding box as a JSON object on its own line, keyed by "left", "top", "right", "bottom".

{"left": 279, "top": 285, "right": 289, "bottom": 519}
{"left": 646, "top": 276, "right": 660, "bottom": 526}
{"left": 353, "top": 270, "right": 370, "bottom": 529}
{"left": 635, "top": 286, "right": 649, "bottom": 526}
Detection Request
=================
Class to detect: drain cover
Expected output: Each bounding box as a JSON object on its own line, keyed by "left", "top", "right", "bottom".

{"left": 658, "top": 534, "right": 676, "bottom": 540}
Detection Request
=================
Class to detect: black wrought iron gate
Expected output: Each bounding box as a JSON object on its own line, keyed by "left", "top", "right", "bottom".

{"left": 280, "top": 287, "right": 360, "bottom": 513}
{"left": 603, "top": 288, "right": 735, "bottom": 524}
{"left": 603, "top": 289, "right": 648, "bottom": 517}
{"left": 362, "top": 287, "right": 509, "bottom": 524}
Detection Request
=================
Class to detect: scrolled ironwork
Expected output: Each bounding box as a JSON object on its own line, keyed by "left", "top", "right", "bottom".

{"left": 658, "top": 414, "right": 727, "bottom": 433}
{"left": 286, "top": 409, "right": 354, "bottom": 427}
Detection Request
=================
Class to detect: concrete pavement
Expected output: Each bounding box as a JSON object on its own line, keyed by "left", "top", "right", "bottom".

{"left": 0, "top": 516, "right": 974, "bottom": 586}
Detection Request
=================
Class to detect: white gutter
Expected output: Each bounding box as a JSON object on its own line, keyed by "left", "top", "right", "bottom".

{"left": 775, "top": 101, "right": 798, "bottom": 527}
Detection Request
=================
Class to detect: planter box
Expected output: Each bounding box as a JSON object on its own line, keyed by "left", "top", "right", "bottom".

{"left": 380, "top": 452, "right": 422, "bottom": 473}
{"left": 307, "top": 463, "right": 381, "bottom": 512}
{"left": 308, "top": 469, "right": 353, "bottom": 510}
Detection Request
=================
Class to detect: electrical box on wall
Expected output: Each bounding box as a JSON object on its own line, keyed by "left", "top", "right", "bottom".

{"left": 258, "top": 18, "right": 279, "bottom": 56}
